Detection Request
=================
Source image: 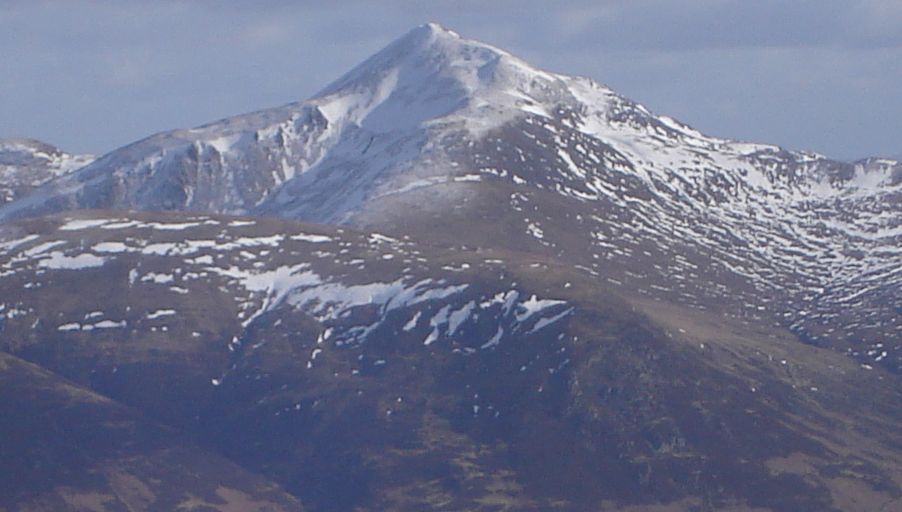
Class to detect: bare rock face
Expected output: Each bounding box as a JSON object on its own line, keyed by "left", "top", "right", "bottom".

{"left": 0, "top": 23, "right": 900, "bottom": 512}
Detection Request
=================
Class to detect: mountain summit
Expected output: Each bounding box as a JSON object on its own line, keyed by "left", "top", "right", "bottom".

{"left": 311, "top": 22, "right": 557, "bottom": 128}
{"left": 0, "top": 22, "right": 580, "bottom": 222}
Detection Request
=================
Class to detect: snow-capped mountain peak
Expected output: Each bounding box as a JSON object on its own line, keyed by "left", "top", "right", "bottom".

{"left": 1, "top": 23, "right": 901, "bottom": 511}
{"left": 0, "top": 23, "right": 587, "bottom": 223}
{"left": 308, "top": 22, "right": 567, "bottom": 136}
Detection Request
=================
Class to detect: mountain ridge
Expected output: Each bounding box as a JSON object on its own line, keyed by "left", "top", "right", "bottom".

{"left": 0, "top": 23, "right": 894, "bottom": 224}
{"left": 0, "top": 137, "right": 93, "bottom": 206}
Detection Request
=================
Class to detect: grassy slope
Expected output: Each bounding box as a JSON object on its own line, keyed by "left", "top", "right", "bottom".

{"left": 0, "top": 211, "right": 899, "bottom": 511}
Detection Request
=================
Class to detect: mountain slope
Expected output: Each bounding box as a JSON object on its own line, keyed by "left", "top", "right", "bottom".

{"left": 0, "top": 351, "right": 301, "bottom": 511}
{"left": 0, "top": 210, "right": 899, "bottom": 511}
{"left": 1, "top": 22, "right": 900, "bottom": 512}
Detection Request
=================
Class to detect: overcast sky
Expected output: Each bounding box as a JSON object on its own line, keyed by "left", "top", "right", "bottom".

{"left": 1, "top": 1, "right": 900, "bottom": 160}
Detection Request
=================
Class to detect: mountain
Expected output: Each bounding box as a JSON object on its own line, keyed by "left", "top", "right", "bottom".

{"left": 2, "top": 24, "right": 896, "bottom": 224}
{"left": 1, "top": 23, "right": 901, "bottom": 512}
{"left": 0, "top": 138, "right": 93, "bottom": 206}
{"left": 1, "top": 211, "right": 900, "bottom": 511}
{"left": 1, "top": 24, "right": 898, "bottom": 376}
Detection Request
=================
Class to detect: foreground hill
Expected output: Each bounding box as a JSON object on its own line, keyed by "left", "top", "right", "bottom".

{"left": 0, "top": 211, "right": 899, "bottom": 511}
{"left": 0, "top": 351, "right": 300, "bottom": 511}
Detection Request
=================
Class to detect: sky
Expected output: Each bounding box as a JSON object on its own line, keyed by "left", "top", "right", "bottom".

{"left": 0, "top": 1, "right": 900, "bottom": 160}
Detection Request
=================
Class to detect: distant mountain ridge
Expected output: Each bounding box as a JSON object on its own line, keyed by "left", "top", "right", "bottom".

{"left": 0, "top": 23, "right": 894, "bottom": 223}
{"left": 0, "top": 138, "right": 93, "bottom": 206}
